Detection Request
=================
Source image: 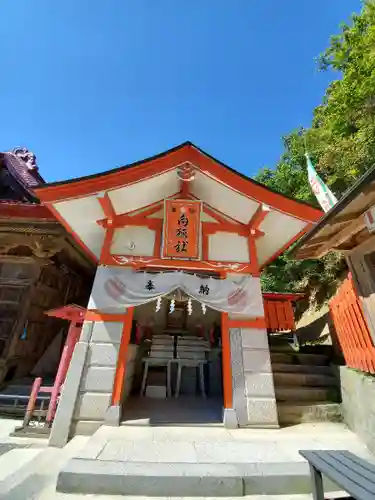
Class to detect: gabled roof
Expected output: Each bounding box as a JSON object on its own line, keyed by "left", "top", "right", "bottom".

{"left": 35, "top": 142, "right": 323, "bottom": 266}
{"left": 35, "top": 142, "right": 321, "bottom": 220}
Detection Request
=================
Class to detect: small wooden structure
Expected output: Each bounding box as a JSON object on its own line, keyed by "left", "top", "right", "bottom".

{"left": 0, "top": 148, "right": 94, "bottom": 386}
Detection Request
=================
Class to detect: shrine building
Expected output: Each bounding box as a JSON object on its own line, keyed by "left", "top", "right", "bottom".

{"left": 35, "top": 142, "right": 322, "bottom": 446}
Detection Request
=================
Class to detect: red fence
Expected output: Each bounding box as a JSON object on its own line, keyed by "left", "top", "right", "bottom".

{"left": 329, "top": 274, "right": 375, "bottom": 374}
{"left": 264, "top": 299, "right": 296, "bottom": 332}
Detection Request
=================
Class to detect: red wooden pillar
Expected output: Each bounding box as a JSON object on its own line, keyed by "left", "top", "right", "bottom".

{"left": 111, "top": 307, "right": 134, "bottom": 406}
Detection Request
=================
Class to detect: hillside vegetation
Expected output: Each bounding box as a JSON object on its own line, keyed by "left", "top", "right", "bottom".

{"left": 257, "top": 1, "right": 375, "bottom": 310}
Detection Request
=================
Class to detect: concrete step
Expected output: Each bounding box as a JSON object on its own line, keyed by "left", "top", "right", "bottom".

{"left": 273, "top": 372, "right": 337, "bottom": 388}
{"left": 278, "top": 402, "right": 342, "bottom": 425}
{"left": 270, "top": 352, "right": 329, "bottom": 365}
{"left": 56, "top": 458, "right": 340, "bottom": 497}
{"left": 46, "top": 496, "right": 349, "bottom": 500}
{"left": 275, "top": 386, "right": 340, "bottom": 403}
{"left": 271, "top": 363, "right": 334, "bottom": 375}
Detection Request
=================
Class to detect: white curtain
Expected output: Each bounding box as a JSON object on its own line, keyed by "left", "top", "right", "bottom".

{"left": 88, "top": 266, "right": 263, "bottom": 316}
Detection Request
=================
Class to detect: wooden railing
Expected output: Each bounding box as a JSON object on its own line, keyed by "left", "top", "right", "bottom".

{"left": 263, "top": 298, "right": 296, "bottom": 332}
{"left": 329, "top": 274, "right": 375, "bottom": 374}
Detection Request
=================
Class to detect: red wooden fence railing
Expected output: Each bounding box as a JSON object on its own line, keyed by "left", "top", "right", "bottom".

{"left": 329, "top": 274, "right": 375, "bottom": 374}
{"left": 264, "top": 299, "right": 296, "bottom": 332}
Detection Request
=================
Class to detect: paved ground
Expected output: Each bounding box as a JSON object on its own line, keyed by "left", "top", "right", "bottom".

{"left": 74, "top": 421, "right": 372, "bottom": 464}
{"left": 0, "top": 417, "right": 370, "bottom": 499}
{"left": 57, "top": 422, "right": 372, "bottom": 497}
{"left": 0, "top": 418, "right": 91, "bottom": 499}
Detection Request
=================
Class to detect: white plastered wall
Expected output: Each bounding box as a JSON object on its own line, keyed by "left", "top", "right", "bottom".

{"left": 256, "top": 210, "right": 307, "bottom": 266}
{"left": 53, "top": 196, "right": 106, "bottom": 258}
{"left": 111, "top": 226, "right": 156, "bottom": 256}
{"left": 208, "top": 232, "right": 249, "bottom": 262}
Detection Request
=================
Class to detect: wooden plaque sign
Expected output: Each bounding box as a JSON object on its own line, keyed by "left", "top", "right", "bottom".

{"left": 163, "top": 199, "right": 201, "bottom": 259}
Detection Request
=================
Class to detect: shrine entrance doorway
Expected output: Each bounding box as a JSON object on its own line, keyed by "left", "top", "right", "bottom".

{"left": 121, "top": 289, "right": 224, "bottom": 426}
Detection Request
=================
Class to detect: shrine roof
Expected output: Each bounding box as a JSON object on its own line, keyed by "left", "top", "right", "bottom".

{"left": 34, "top": 142, "right": 323, "bottom": 267}
{"left": 0, "top": 200, "right": 54, "bottom": 220}
{"left": 0, "top": 150, "right": 45, "bottom": 199}
{"left": 35, "top": 142, "right": 320, "bottom": 214}
{"left": 293, "top": 164, "right": 375, "bottom": 259}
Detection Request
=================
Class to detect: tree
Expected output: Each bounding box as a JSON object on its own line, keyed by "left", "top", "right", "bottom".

{"left": 257, "top": 2, "right": 375, "bottom": 309}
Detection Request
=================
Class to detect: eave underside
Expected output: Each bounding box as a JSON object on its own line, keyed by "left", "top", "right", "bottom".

{"left": 35, "top": 143, "right": 322, "bottom": 269}
{"left": 296, "top": 182, "right": 375, "bottom": 260}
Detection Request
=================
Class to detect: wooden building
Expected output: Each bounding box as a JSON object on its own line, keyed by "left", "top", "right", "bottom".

{"left": 295, "top": 165, "right": 375, "bottom": 344}
{"left": 0, "top": 148, "right": 94, "bottom": 386}
{"left": 35, "top": 142, "right": 323, "bottom": 445}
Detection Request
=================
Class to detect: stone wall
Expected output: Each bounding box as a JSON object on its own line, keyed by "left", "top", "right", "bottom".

{"left": 49, "top": 320, "right": 138, "bottom": 447}
{"left": 73, "top": 321, "right": 120, "bottom": 427}
{"left": 74, "top": 321, "right": 138, "bottom": 433}
{"left": 340, "top": 366, "right": 375, "bottom": 454}
{"left": 230, "top": 327, "right": 278, "bottom": 428}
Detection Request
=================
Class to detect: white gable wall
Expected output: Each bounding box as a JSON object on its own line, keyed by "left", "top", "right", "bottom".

{"left": 208, "top": 232, "right": 249, "bottom": 262}
{"left": 191, "top": 171, "right": 259, "bottom": 224}
{"left": 108, "top": 170, "right": 179, "bottom": 214}
{"left": 49, "top": 166, "right": 313, "bottom": 267}
{"left": 111, "top": 226, "right": 156, "bottom": 256}
{"left": 256, "top": 210, "right": 307, "bottom": 266}
{"left": 53, "top": 196, "right": 106, "bottom": 258}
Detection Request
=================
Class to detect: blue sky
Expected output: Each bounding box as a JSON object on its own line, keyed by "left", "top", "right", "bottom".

{"left": 0, "top": 0, "right": 362, "bottom": 183}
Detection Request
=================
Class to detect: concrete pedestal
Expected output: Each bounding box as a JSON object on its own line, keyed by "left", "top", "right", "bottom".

{"left": 104, "top": 405, "right": 122, "bottom": 426}
{"left": 223, "top": 407, "right": 238, "bottom": 428}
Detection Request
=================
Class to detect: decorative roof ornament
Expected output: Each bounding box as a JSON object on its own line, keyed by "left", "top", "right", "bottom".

{"left": 176, "top": 162, "right": 195, "bottom": 182}
{"left": 11, "top": 147, "right": 38, "bottom": 171}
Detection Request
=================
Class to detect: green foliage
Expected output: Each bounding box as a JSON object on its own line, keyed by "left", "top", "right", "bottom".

{"left": 257, "top": 2, "right": 375, "bottom": 307}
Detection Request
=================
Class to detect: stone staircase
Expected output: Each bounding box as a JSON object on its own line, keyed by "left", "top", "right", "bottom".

{"left": 270, "top": 347, "right": 342, "bottom": 425}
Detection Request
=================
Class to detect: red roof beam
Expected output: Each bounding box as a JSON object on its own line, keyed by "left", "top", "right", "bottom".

{"left": 97, "top": 191, "right": 116, "bottom": 225}
{"left": 248, "top": 204, "right": 270, "bottom": 234}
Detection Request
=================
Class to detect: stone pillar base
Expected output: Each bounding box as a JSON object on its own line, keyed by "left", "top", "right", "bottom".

{"left": 223, "top": 408, "right": 238, "bottom": 428}
{"left": 104, "top": 404, "right": 122, "bottom": 426}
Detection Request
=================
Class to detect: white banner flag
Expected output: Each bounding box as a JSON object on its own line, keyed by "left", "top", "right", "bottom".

{"left": 88, "top": 266, "right": 264, "bottom": 317}
{"left": 306, "top": 153, "right": 337, "bottom": 213}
